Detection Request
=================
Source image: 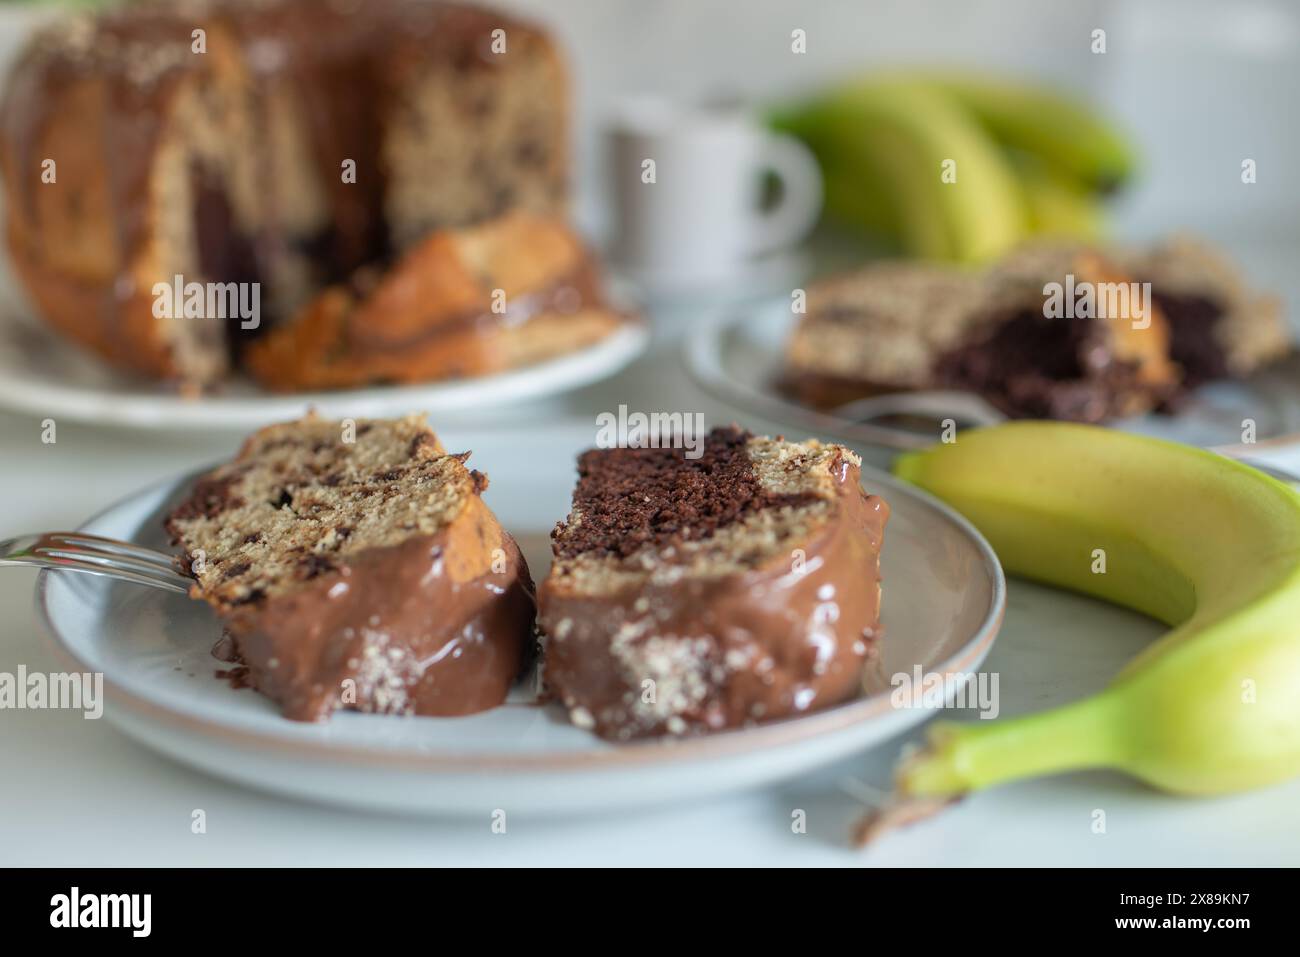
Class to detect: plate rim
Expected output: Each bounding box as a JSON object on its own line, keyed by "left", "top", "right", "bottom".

{"left": 0, "top": 320, "right": 649, "bottom": 431}
{"left": 35, "top": 463, "right": 1006, "bottom": 772}
{"left": 684, "top": 304, "right": 935, "bottom": 452}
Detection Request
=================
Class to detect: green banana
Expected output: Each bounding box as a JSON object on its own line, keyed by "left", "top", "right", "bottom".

{"left": 772, "top": 80, "right": 1026, "bottom": 263}
{"left": 1016, "top": 156, "right": 1108, "bottom": 242}
{"left": 892, "top": 422, "right": 1300, "bottom": 797}
{"left": 910, "top": 70, "right": 1138, "bottom": 193}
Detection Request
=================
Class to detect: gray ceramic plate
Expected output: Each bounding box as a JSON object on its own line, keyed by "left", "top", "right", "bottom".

{"left": 37, "top": 427, "right": 1004, "bottom": 816}
{"left": 0, "top": 300, "right": 647, "bottom": 431}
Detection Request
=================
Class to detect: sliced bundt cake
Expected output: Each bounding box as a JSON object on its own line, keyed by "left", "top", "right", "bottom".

{"left": 784, "top": 238, "right": 1289, "bottom": 423}
{"left": 538, "top": 426, "right": 888, "bottom": 740}
{"left": 1, "top": 0, "right": 570, "bottom": 386}
{"left": 165, "top": 413, "right": 536, "bottom": 721}
{"left": 784, "top": 244, "right": 1180, "bottom": 422}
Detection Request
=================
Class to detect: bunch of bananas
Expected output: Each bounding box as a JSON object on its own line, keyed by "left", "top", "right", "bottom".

{"left": 771, "top": 71, "right": 1136, "bottom": 263}
{"left": 890, "top": 423, "right": 1300, "bottom": 802}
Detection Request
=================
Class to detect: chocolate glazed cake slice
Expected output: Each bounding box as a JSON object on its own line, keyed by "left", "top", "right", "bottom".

{"left": 538, "top": 426, "right": 888, "bottom": 740}
{"left": 165, "top": 414, "right": 536, "bottom": 721}
{"left": 784, "top": 244, "right": 1181, "bottom": 423}
{"left": 942, "top": 243, "right": 1180, "bottom": 421}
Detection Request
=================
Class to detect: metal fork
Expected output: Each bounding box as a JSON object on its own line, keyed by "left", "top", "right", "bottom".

{"left": 0, "top": 532, "right": 193, "bottom": 593}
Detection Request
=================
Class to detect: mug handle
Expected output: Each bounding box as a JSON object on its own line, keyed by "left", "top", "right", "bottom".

{"left": 746, "top": 132, "right": 823, "bottom": 256}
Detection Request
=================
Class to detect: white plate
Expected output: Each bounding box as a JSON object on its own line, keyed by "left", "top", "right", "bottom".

{"left": 36, "top": 428, "right": 1004, "bottom": 816}
{"left": 686, "top": 298, "right": 1300, "bottom": 453}
{"left": 0, "top": 311, "right": 648, "bottom": 431}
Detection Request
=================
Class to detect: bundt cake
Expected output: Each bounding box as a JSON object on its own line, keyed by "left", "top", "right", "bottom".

{"left": 538, "top": 426, "right": 888, "bottom": 740}
{"left": 165, "top": 413, "right": 536, "bottom": 721}
{"left": 245, "top": 212, "right": 627, "bottom": 391}
{"left": 784, "top": 238, "right": 1288, "bottom": 423}
{"left": 0, "top": 0, "right": 574, "bottom": 387}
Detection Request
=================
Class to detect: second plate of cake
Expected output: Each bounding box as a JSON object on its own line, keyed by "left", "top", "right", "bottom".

{"left": 687, "top": 237, "right": 1300, "bottom": 456}
{"left": 37, "top": 421, "right": 1004, "bottom": 815}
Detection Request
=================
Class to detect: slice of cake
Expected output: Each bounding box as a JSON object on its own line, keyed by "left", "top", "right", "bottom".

{"left": 538, "top": 426, "right": 888, "bottom": 740}
{"left": 784, "top": 244, "right": 1180, "bottom": 422}
{"left": 245, "top": 212, "right": 628, "bottom": 391}
{"left": 165, "top": 413, "right": 536, "bottom": 721}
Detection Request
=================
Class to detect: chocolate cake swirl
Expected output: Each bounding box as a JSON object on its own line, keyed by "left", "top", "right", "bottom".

{"left": 539, "top": 426, "right": 889, "bottom": 740}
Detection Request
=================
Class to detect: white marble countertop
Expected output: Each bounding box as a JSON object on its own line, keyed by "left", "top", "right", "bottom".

{"left": 3, "top": 300, "right": 1299, "bottom": 867}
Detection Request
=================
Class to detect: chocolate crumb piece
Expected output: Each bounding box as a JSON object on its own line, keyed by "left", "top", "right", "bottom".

{"left": 215, "top": 664, "right": 253, "bottom": 690}
{"left": 375, "top": 468, "right": 405, "bottom": 481}
{"left": 470, "top": 470, "right": 489, "bottom": 494}
{"left": 211, "top": 632, "right": 240, "bottom": 662}
{"left": 242, "top": 531, "right": 264, "bottom": 544}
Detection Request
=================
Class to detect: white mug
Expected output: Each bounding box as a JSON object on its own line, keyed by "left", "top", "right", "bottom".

{"left": 606, "top": 97, "right": 822, "bottom": 287}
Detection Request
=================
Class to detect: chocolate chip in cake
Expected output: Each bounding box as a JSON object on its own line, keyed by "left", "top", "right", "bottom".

{"left": 168, "top": 474, "right": 245, "bottom": 523}
{"left": 230, "top": 588, "right": 266, "bottom": 607}
{"left": 302, "top": 554, "right": 337, "bottom": 579}
{"left": 222, "top": 560, "right": 252, "bottom": 581}
{"left": 409, "top": 432, "right": 437, "bottom": 457}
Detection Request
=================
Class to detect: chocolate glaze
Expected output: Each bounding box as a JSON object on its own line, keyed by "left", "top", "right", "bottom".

{"left": 245, "top": 243, "right": 621, "bottom": 391}
{"left": 224, "top": 502, "right": 536, "bottom": 722}
{"left": 540, "top": 458, "right": 888, "bottom": 739}
{"left": 343, "top": 256, "right": 608, "bottom": 355}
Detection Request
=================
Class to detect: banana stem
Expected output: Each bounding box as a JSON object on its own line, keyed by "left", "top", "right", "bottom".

{"left": 898, "top": 691, "right": 1123, "bottom": 797}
